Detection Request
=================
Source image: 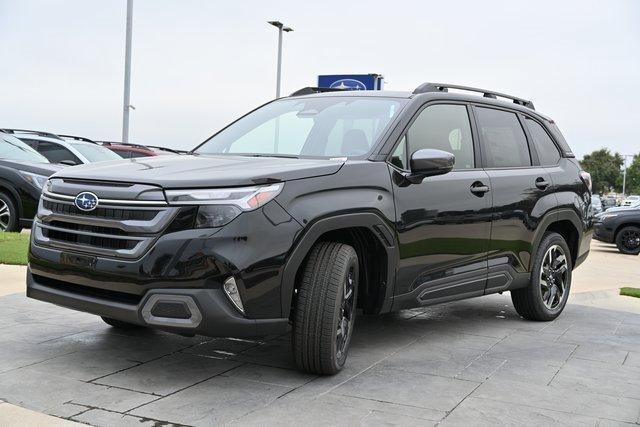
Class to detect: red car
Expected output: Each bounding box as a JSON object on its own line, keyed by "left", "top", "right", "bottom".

{"left": 98, "top": 141, "right": 186, "bottom": 158}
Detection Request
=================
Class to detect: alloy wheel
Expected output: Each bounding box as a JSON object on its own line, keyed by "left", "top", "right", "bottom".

{"left": 621, "top": 229, "right": 640, "bottom": 251}
{"left": 336, "top": 265, "right": 356, "bottom": 360}
{"left": 0, "top": 199, "right": 10, "bottom": 231}
{"left": 539, "top": 244, "right": 568, "bottom": 310}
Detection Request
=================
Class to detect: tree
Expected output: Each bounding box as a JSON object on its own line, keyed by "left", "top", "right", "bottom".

{"left": 622, "top": 154, "right": 640, "bottom": 195}
{"left": 580, "top": 149, "right": 623, "bottom": 194}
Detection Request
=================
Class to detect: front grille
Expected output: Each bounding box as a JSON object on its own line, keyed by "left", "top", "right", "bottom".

{"left": 42, "top": 228, "right": 138, "bottom": 250}
{"left": 43, "top": 199, "right": 160, "bottom": 221}
{"left": 35, "top": 186, "right": 180, "bottom": 259}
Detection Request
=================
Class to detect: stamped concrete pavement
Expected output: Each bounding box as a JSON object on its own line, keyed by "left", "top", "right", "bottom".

{"left": 0, "top": 241, "right": 638, "bottom": 426}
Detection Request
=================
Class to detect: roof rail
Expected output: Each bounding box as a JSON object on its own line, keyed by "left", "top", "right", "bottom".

{"left": 290, "top": 87, "right": 346, "bottom": 97}
{"left": 0, "top": 128, "right": 63, "bottom": 139}
{"left": 412, "top": 82, "right": 535, "bottom": 110}
{"left": 57, "top": 134, "right": 96, "bottom": 143}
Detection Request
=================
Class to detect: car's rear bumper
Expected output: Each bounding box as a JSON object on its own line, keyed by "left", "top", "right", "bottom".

{"left": 26, "top": 270, "right": 289, "bottom": 337}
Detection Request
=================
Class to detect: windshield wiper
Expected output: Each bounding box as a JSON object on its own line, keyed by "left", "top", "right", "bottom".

{"left": 244, "top": 153, "right": 299, "bottom": 159}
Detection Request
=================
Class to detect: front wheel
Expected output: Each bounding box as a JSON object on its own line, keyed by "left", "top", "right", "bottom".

{"left": 615, "top": 226, "right": 640, "bottom": 255}
{"left": 511, "top": 232, "right": 572, "bottom": 321}
{"left": 292, "top": 241, "right": 358, "bottom": 375}
{"left": 0, "top": 192, "right": 20, "bottom": 232}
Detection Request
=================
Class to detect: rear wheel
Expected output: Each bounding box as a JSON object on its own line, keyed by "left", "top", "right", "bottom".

{"left": 511, "top": 232, "right": 572, "bottom": 321}
{"left": 293, "top": 241, "right": 358, "bottom": 375}
{"left": 101, "top": 316, "right": 145, "bottom": 330}
{"left": 615, "top": 226, "right": 640, "bottom": 255}
{"left": 0, "top": 192, "right": 20, "bottom": 232}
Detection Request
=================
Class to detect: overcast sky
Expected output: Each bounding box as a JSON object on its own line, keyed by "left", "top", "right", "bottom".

{"left": 1, "top": 0, "right": 638, "bottom": 158}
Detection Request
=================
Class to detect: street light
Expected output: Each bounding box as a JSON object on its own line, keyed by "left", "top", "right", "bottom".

{"left": 268, "top": 21, "right": 293, "bottom": 98}
{"left": 122, "top": 0, "right": 134, "bottom": 143}
{"left": 622, "top": 154, "right": 634, "bottom": 196}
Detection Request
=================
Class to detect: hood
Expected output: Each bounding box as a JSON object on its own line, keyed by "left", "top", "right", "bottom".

{"left": 0, "top": 159, "right": 63, "bottom": 176}
{"left": 53, "top": 154, "right": 345, "bottom": 188}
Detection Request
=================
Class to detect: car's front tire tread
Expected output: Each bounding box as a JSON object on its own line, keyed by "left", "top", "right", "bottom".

{"left": 293, "top": 241, "right": 358, "bottom": 375}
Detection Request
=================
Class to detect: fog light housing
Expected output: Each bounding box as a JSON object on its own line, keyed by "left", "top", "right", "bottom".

{"left": 223, "top": 277, "right": 245, "bottom": 314}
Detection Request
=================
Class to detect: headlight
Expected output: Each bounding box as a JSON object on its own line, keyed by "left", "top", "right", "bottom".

{"left": 165, "top": 183, "right": 283, "bottom": 228}
{"left": 18, "top": 171, "right": 48, "bottom": 190}
{"left": 599, "top": 213, "right": 618, "bottom": 221}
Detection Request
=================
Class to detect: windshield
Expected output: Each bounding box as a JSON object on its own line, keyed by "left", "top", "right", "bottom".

{"left": 71, "top": 143, "right": 122, "bottom": 162}
{"left": 195, "top": 97, "right": 407, "bottom": 158}
{"left": 0, "top": 135, "right": 50, "bottom": 163}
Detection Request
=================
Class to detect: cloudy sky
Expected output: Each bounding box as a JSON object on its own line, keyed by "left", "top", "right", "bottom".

{"left": 0, "top": 0, "right": 638, "bottom": 158}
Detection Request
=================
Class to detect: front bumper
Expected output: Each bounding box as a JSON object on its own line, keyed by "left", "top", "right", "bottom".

{"left": 593, "top": 222, "right": 614, "bottom": 243}
{"left": 27, "top": 270, "right": 289, "bottom": 337}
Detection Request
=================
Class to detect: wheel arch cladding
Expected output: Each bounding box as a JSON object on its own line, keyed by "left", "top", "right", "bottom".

{"left": 536, "top": 211, "right": 581, "bottom": 269}
{"left": 281, "top": 212, "right": 397, "bottom": 318}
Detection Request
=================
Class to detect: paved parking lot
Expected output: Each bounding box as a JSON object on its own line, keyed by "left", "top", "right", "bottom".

{"left": 0, "top": 242, "right": 639, "bottom": 426}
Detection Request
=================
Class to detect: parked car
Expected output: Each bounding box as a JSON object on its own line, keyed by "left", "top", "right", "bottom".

{"left": 1, "top": 129, "right": 122, "bottom": 165}
{"left": 594, "top": 209, "right": 640, "bottom": 254}
{"left": 27, "top": 83, "right": 592, "bottom": 374}
{"left": 590, "top": 194, "right": 603, "bottom": 215}
{"left": 604, "top": 198, "right": 640, "bottom": 212}
{"left": 0, "top": 133, "right": 62, "bottom": 231}
{"left": 602, "top": 195, "right": 618, "bottom": 210}
{"left": 98, "top": 141, "right": 184, "bottom": 158}
{"left": 621, "top": 195, "right": 640, "bottom": 207}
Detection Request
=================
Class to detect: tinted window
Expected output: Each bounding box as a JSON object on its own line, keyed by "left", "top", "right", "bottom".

{"left": 32, "top": 141, "right": 82, "bottom": 165}
{"left": 526, "top": 118, "right": 560, "bottom": 165}
{"left": 406, "top": 104, "right": 474, "bottom": 170}
{"left": 476, "top": 108, "right": 531, "bottom": 168}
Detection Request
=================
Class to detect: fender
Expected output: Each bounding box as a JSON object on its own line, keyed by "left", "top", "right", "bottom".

{"left": 0, "top": 177, "right": 23, "bottom": 219}
{"left": 280, "top": 211, "right": 398, "bottom": 316}
{"left": 530, "top": 208, "right": 583, "bottom": 270}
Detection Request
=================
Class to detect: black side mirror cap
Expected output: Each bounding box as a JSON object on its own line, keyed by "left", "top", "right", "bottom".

{"left": 406, "top": 149, "right": 454, "bottom": 183}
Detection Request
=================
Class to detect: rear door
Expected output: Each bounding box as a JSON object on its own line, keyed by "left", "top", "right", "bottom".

{"left": 390, "top": 103, "right": 492, "bottom": 309}
{"left": 473, "top": 106, "right": 556, "bottom": 292}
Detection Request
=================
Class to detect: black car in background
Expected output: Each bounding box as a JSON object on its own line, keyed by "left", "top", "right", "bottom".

{"left": 594, "top": 209, "right": 640, "bottom": 254}
{"left": 0, "top": 133, "right": 62, "bottom": 231}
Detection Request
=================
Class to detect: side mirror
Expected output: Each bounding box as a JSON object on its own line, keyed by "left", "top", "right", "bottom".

{"left": 59, "top": 160, "right": 78, "bottom": 166}
{"left": 409, "top": 149, "right": 455, "bottom": 181}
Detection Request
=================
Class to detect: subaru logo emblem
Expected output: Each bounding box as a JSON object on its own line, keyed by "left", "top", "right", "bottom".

{"left": 330, "top": 79, "right": 367, "bottom": 91}
{"left": 74, "top": 192, "right": 99, "bottom": 211}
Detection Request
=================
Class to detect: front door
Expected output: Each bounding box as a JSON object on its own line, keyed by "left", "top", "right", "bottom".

{"left": 389, "top": 103, "right": 492, "bottom": 309}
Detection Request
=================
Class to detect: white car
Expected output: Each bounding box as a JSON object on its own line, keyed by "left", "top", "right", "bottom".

{"left": 621, "top": 195, "right": 640, "bottom": 207}
{"left": 1, "top": 129, "right": 122, "bottom": 165}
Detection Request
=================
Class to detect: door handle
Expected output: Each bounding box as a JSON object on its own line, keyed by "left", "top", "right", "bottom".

{"left": 535, "top": 177, "right": 550, "bottom": 190}
{"left": 470, "top": 182, "right": 490, "bottom": 196}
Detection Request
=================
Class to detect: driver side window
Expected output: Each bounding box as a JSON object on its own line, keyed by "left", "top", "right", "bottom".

{"left": 393, "top": 104, "right": 474, "bottom": 171}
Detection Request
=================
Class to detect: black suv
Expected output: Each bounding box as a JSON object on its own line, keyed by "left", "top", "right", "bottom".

{"left": 27, "top": 83, "right": 592, "bottom": 374}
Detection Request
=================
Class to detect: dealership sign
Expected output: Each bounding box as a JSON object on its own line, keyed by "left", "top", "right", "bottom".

{"left": 318, "top": 74, "right": 384, "bottom": 91}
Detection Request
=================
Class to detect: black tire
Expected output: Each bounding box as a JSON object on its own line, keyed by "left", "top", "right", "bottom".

{"left": 101, "top": 316, "right": 145, "bottom": 330}
{"left": 615, "top": 226, "right": 640, "bottom": 255}
{"left": 293, "top": 241, "right": 359, "bottom": 375}
{"left": 0, "top": 191, "right": 21, "bottom": 233}
{"left": 511, "top": 232, "right": 572, "bottom": 321}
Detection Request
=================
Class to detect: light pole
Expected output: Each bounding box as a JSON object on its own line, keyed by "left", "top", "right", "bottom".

{"left": 622, "top": 154, "right": 634, "bottom": 196}
{"left": 122, "top": 0, "right": 134, "bottom": 143}
{"left": 267, "top": 21, "right": 293, "bottom": 98}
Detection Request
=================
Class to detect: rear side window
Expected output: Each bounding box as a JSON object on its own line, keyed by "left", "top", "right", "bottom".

{"left": 526, "top": 118, "right": 560, "bottom": 165}
{"left": 475, "top": 107, "right": 531, "bottom": 168}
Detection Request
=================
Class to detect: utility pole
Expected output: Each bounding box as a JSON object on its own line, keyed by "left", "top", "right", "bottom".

{"left": 122, "top": 0, "right": 134, "bottom": 143}
{"left": 267, "top": 21, "right": 293, "bottom": 98}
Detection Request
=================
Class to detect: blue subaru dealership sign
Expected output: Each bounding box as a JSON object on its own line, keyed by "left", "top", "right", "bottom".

{"left": 318, "top": 74, "right": 384, "bottom": 91}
